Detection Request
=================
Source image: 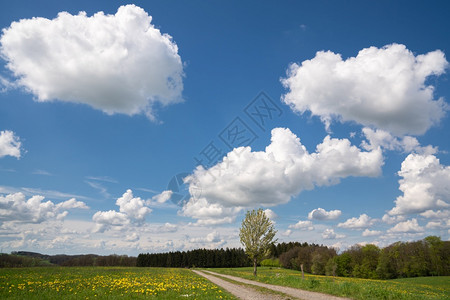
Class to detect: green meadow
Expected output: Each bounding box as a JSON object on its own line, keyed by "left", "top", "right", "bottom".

{"left": 0, "top": 267, "right": 235, "bottom": 299}
{"left": 208, "top": 267, "right": 450, "bottom": 300}
{"left": 1, "top": 266, "right": 449, "bottom": 299}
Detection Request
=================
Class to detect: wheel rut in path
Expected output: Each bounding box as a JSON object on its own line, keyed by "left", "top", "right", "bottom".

{"left": 197, "top": 269, "right": 352, "bottom": 300}
{"left": 192, "top": 269, "right": 290, "bottom": 300}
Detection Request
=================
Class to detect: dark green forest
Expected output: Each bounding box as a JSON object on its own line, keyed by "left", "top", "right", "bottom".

{"left": 137, "top": 248, "right": 251, "bottom": 268}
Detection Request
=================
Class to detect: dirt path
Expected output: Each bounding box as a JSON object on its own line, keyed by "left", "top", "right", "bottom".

{"left": 192, "top": 270, "right": 289, "bottom": 300}
{"left": 197, "top": 270, "right": 352, "bottom": 300}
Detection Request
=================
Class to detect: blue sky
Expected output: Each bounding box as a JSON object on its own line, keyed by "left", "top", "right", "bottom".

{"left": 0, "top": 0, "right": 449, "bottom": 255}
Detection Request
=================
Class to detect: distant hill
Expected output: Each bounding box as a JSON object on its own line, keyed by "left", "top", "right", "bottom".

{"left": 14, "top": 251, "right": 50, "bottom": 260}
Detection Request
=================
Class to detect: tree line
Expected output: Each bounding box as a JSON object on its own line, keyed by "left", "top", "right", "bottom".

{"left": 276, "top": 236, "right": 449, "bottom": 279}
{"left": 2, "top": 235, "right": 448, "bottom": 280}
{"left": 0, "top": 252, "right": 136, "bottom": 267}
{"left": 137, "top": 248, "right": 251, "bottom": 268}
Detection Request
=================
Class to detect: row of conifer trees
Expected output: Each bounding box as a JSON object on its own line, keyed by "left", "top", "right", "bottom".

{"left": 137, "top": 248, "right": 251, "bottom": 268}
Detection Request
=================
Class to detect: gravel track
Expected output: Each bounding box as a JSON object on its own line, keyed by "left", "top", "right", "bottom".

{"left": 192, "top": 270, "right": 289, "bottom": 300}
{"left": 195, "top": 269, "right": 352, "bottom": 300}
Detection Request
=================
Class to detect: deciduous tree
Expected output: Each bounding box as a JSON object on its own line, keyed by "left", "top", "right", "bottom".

{"left": 239, "top": 209, "right": 277, "bottom": 276}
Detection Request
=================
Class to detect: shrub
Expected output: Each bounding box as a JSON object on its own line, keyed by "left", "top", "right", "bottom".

{"left": 261, "top": 258, "right": 281, "bottom": 267}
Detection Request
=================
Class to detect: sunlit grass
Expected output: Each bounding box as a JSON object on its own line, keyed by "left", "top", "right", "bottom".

{"left": 207, "top": 267, "right": 450, "bottom": 300}
{"left": 0, "top": 267, "right": 236, "bottom": 299}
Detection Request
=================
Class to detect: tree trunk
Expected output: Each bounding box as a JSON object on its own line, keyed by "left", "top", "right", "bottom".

{"left": 301, "top": 263, "right": 304, "bottom": 280}
{"left": 332, "top": 264, "right": 336, "bottom": 282}
{"left": 253, "top": 258, "right": 257, "bottom": 277}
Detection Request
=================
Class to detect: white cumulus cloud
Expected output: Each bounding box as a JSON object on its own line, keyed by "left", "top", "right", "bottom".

{"left": 282, "top": 229, "right": 292, "bottom": 236}
{"left": 182, "top": 127, "right": 382, "bottom": 224}
{"left": 338, "top": 214, "right": 375, "bottom": 229}
{"left": 382, "top": 214, "right": 406, "bottom": 225}
{"left": 180, "top": 197, "right": 241, "bottom": 225}
{"left": 125, "top": 232, "right": 140, "bottom": 242}
{"left": 388, "top": 153, "right": 450, "bottom": 215}
{"left": 361, "top": 128, "right": 437, "bottom": 154}
{"left": 0, "top": 5, "right": 184, "bottom": 120}
{"left": 93, "top": 211, "right": 129, "bottom": 227}
{"left": 93, "top": 189, "right": 152, "bottom": 232}
{"left": 281, "top": 44, "right": 448, "bottom": 135}
{"left": 308, "top": 207, "right": 341, "bottom": 220}
{"left": 387, "top": 218, "right": 424, "bottom": 233}
{"left": 116, "top": 189, "right": 151, "bottom": 222}
{"left": 0, "top": 130, "right": 22, "bottom": 158}
{"left": 420, "top": 209, "right": 450, "bottom": 219}
{"left": 362, "top": 229, "right": 382, "bottom": 237}
{"left": 264, "top": 209, "right": 278, "bottom": 221}
{"left": 56, "top": 198, "right": 89, "bottom": 210}
{"left": 189, "top": 231, "right": 223, "bottom": 245}
{"left": 425, "top": 221, "right": 448, "bottom": 230}
{"left": 189, "top": 231, "right": 226, "bottom": 249}
{"left": 289, "top": 220, "right": 314, "bottom": 230}
{"left": 157, "top": 222, "right": 178, "bottom": 233}
{"left": 322, "top": 228, "right": 345, "bottom": 239}
{"left": 0, "top": 192, "right": 88, "bottom": 224}
{"left": 151, "top": 190, "right": 173, "bottom": 204}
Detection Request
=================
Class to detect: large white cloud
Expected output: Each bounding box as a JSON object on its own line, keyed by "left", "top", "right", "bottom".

{"left": 180, "top": 197, "right": 241, "bottom": 225}
{"left": 289, "top": 220, "right": 314, "bottom": 230}
{"left": 0, "top": 192, "right": 88, "bottom": 223}
{"left": 92, "top": 210, "right": 129, "bottom": 228}
{"left": 387, "top": 218, "right": 424, "bottom": 234}
{"left": 361, "top": 128, "right": 437, "bottom": 154}
{"left": 93, "top": 189, "right": 152, "bottom": 232}
{"left": 0, "top": 5, "right": 183, "bottom": 119}
{"left": 281, "top": 44, "right": 448, "bottom": 135}
{"left": 338, "top": 214, "right": 375, "bottom": 229}
{"left": 308, "top": 207, "right": 341, "bottom": 220}
{"left": 116, "top": 189, "right": 151, "bottom": 222}
{"left": 0, "top": 130, "right": 21, "bottom": 158}
{"left": 182, "top": 127, "right": 382, "bottom": 224}
{"left": 388, "top": 153, "right": 450, "bottom": 215}
{"left": 322, "top": 228, "right": 345, "bottom": 239}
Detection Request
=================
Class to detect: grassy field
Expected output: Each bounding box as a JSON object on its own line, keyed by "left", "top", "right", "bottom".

{"left": 0, "top": 267, "right": 236, "bottom": 299}
{"left": 2, "top": 266, "right": 448, "bottom": 299}
{"left": 208, "top": 267, "right": 450, "bottom": 300}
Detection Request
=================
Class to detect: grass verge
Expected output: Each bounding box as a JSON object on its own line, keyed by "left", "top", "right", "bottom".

{"left": 201, "top": 270, "right": 294, "bottom": 299}
{"left": 207, "top": 267, "right": 450, "bottom": 300}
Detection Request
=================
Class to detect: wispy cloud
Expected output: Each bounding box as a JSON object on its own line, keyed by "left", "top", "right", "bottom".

{"left": 0, "top": 185, "right": 91, "bottom": 201}
{"left": 135, "top": 187, "right": 160, "bottom": 194}
{"left": 32, "top": 169, "right": 53, "bottom": 176}
{"left": 85, "top": 181, "right": 110, "bottom": 199}
{"left": 85, "top": 176, "right": 118, "bottom": 183}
